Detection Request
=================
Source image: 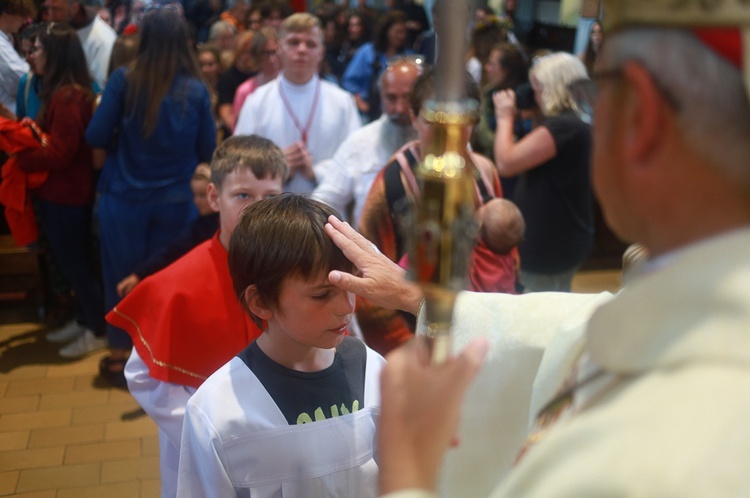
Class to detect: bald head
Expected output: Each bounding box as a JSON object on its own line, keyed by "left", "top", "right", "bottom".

{"left": 477, "top": 198, "right": 524, "bottom": 255}
{"left": 379, "top": 59, "right": 423, "bottom": 126}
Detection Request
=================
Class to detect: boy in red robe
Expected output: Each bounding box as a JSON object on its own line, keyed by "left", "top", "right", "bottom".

{"left": 106, "top": 135, "right": 288, "bottom": 498}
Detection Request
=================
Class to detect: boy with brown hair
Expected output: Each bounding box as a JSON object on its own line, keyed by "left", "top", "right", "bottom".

{"left": 107, "top": 134, "right": 287, "bottom": 498}
{"left": 177, "top": 194, "right": 385, "bottom": 498}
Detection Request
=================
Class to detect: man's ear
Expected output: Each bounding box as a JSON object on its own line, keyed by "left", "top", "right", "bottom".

{"left": 620, "top": 61, "right": 672, "bottom": 165}
{"left": 409, "top": 108, "right": 418, "bottom": 127}
{"left": 244, "top": 285, "right": 273, "bottom": 321}
{"left": 207, "top": 182, "right": 221, "bottom": 213}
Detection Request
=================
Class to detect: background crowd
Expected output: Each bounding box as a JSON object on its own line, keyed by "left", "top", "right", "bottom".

{"left": 2, "top": 1, "right": 749, "bottom": 497}
{"left": 0, "top": 0, "right": 603, "bottom": 386}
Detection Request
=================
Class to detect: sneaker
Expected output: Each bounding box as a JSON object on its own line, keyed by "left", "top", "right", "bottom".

{"left": 46, "top": 321, "right": 85, "bottom": 344}
{"left": 59, "top": 329, "right": 108, "bottom": 359}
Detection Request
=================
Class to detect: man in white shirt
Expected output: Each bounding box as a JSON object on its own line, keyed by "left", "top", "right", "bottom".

{"left": 323, "top": 1, "right": 750, "bottom": 497}
{"left": 313, "top": 57, "right": 421, "bottom": 226}
{"left": 235, "top": 12, "right": 361, "bottom": 195}
{"left": 0, "top": 0, "right": 31, "bottom": 113}
{"left": 43, "top": 0, "right": 115, "bottom": 89}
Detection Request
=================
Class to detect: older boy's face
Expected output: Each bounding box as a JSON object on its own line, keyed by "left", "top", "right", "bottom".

{"left": 278, "top": 27, "right": 324, "bottom": 84}
{"left": 208, "top": 169, "right": 283, "bottom": 249}
{"left": 268, "top": 270, "right": 355, "bottom": 352}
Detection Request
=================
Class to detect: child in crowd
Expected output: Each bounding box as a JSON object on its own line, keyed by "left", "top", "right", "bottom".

{"left": 476, "top": 198, "right": 525, "bottom": 255}
{"left": 470, "top": 197, "right": 525, "bottom": 293}
{"left": 115, "top": 163, "right": 219, "bottom": 297}
{"left": 177, "top": 194, "right": 385, "bottom": 498}
{"left": 107, "top": 135, "right": 287, "bottom": 498}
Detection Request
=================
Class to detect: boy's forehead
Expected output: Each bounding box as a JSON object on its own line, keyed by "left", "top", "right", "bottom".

{"left": 282, "top": 27, "right": 322, "bottom": 42}
{"left": 221, "top": 167, "right": 282, "bottom": 185}
{"left": 283, "top": 268, "right": 332, "bottom": 289}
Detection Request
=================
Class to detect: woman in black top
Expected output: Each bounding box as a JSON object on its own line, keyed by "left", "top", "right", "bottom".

{"left": 493, "top": 52, "right": 594, "bottom": 292}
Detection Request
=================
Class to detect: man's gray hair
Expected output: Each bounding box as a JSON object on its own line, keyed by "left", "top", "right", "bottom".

{"left": 602, "top": 28, "right": 750, "bottom": 188}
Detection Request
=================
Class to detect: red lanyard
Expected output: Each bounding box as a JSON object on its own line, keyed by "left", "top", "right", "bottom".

{"left": 278, "top": 76, "right": 321, "bottom": 145}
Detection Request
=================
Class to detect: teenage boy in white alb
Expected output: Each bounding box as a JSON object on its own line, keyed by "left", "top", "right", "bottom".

{"left": 234, "top": 13, "right": 361, "bottom": 195}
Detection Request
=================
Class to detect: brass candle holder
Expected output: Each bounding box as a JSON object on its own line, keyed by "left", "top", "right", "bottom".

{"left": 410, "top": 99, "right": 479, "bottom": 363}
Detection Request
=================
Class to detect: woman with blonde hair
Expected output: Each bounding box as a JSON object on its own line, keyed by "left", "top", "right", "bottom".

{"left": 492, "top": 52, "right": 594, "bottom": 292}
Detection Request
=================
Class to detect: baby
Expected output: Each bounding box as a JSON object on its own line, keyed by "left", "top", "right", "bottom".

{"left": 476, "top": 198, "right": 525, "bottom": 254}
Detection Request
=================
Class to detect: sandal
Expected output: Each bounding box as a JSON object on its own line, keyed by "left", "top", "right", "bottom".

{"left": 99, "top": 356, "right": 128, "bottom": 389}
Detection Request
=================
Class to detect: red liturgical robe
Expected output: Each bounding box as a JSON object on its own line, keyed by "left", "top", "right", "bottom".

{"left": 107, "top": 232, "right": 262, "bottom": 388}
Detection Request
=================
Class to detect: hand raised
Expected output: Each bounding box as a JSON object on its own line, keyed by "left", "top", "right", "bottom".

{"left": 493, "top": 89, "right": 517, "bottom": 121}
{"left": 325, "top": 215, "right": 423, "bottom": 315}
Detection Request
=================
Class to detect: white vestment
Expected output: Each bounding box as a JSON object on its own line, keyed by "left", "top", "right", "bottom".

{"left": 385, "top": 227, "right": 750, "bottom": 498}
{"left": 312, "top": 114, "right": 414, "bottom": 226}
{"left": 178, "top": 344, "right": 385, "bottom": 497}
{"left": 77, "top": 16, "right": 116, "bottom": 89}
{"left": 125, "top": 349, "right": 196, "bottom": 498}
{"left": 234, "top": 74, "right": 361, "bottom": 195}
{"left": 0, "top": 30, "right": 28, "bottom": 113}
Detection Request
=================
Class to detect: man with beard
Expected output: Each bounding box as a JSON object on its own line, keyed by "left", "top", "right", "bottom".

{"left": 325, "top": 1, "right": 750, "bottom": 496}
{"left": 355, "top": 68, "right": 516, "bottom": 356}
{"left": 43, "top": 0, "right": 116, "bottom": 89}
{"left": 313, "top": 57, "right": 422, "bottom": 227}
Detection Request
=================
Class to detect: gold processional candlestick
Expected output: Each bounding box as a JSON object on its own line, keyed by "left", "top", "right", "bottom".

{"left": 409, "top": 101, "right": 479, "bottom": 364}
{"left": 409, "top": 0, "right": 477, "bottom": 364}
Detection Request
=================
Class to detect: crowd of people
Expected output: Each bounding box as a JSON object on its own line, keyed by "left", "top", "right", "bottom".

{"left": 3, "top": 0, "right": 747, "bottom": 497}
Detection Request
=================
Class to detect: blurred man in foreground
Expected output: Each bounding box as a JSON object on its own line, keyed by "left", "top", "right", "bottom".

{"left": 325, "top": 1, "right": 750, "bottom": 496}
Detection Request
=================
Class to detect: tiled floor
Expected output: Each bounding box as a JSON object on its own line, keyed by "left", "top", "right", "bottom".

{"left": 0, "top": 323, "right": 160, "bottom": 497}
{"left": 0, "top": 270, "right": 621, "bottom": 496}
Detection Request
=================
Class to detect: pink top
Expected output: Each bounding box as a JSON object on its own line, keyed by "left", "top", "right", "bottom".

{"left": 232, "top": 76, "right": 264, "bottom": 131}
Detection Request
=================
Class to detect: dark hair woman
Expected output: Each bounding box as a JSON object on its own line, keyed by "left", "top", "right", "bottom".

{"left": 472, "top": 42, "right": 530, "bottom": 162}
{"left": 13, "top": 23, "right": 107, "bottom": 360}
{"left": 579, "top": 20, "right": 603, "bottom": 76}
{"left": 342, "top": 10, "right": 412, "bottom": 122}
{"left": 86, "top": 7, "right": 216, "bottom": 386}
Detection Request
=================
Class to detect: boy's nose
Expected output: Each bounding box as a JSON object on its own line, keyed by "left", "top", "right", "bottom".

{"left": 336, "top": 290, "right": 356, "bottom": 317}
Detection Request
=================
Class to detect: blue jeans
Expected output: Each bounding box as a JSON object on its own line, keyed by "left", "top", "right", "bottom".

{"left": 35, "top": 199, "right": 105, "bottom": 335}
{"left": 98, "top": 193, "right": 196, "bottom": 349}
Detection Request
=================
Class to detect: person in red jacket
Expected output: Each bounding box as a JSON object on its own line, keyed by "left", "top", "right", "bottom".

{"left": 107, "top": 135, "right": 287, "bottom": 497}
{"left": 14, "top": 23, "right": 106, "bottom": 360}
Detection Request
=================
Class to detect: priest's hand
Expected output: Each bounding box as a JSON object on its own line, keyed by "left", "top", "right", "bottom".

{"left": 378, "top": 336, "right": 488, "bottom": 494}
{"left": 325, "top": 215, "right": 423, "bottom": 315}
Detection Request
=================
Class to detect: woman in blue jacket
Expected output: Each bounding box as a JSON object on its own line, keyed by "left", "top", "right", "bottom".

{"left": 86, "top": 7, "right": 216, "bottom": 386}
{"left": 342, "top": 10, "right": 412, "bottom": 122}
